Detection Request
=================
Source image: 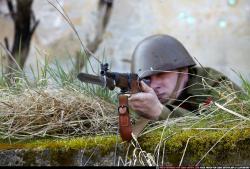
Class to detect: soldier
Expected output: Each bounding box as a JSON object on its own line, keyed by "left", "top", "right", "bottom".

{"left": 129, "top": 34, "right": 241, "bottom": 120}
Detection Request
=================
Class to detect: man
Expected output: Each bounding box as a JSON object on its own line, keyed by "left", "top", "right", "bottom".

{"left": 129, "top": 34, "right": 241, "bottom": 120}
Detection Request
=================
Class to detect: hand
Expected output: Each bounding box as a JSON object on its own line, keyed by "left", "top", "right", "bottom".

{"left": 128, "top": 81, "right": 163, "bottom": 120}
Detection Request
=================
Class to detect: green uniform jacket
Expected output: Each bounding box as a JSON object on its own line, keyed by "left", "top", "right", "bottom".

{"left": 158, "top": 66, "right": 242, "bottom": 120}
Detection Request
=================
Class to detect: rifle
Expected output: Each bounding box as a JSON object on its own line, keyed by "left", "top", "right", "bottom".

{"left": 77, "top": 63, "right": 149, "bottom": 141}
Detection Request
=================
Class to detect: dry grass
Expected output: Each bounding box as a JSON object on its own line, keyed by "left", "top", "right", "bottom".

{"left": 0, "top": 87, "right": 117, "bottom": 140}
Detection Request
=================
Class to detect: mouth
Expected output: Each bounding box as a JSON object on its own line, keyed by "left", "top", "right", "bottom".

{"left": 157, "top": 93, "right": 170, "bottom": 103}
{"left": 157, "top": 93, "right": 165, "bottom": 100}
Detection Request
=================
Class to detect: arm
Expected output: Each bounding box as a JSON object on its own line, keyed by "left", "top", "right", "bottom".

{"left": 157, "top": 104, "right": 194, "bottom": 120}
{"left": 128, "top": 81, "right": 194, "bottom": 120}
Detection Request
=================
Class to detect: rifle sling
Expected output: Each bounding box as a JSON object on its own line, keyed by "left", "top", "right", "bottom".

{"left": 118, "top": 95, "right": 133, "bottom": 141}
{"left": 118, "top": 95, "right": 150, "bottom": 142}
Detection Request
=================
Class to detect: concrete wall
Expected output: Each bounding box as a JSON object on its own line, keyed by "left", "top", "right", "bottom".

{"left": 0, "top": 0, "right": 249, "bottom": 86}
{"left": 92, "top": 0, "right": 250, "bottom": 86}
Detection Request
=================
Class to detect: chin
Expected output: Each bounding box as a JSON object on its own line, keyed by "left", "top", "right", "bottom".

{"left": 158, "top": 94, "right": 169, "bottom": 101}
{"left": 159, "top": 98, "right": 168, "bottom": 104}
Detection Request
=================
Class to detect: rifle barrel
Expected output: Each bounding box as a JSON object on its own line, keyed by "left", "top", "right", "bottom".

{"left": 77, "top": 73, "right": 115, "bottom": 90}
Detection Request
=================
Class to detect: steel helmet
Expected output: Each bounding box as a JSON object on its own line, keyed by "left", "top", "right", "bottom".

{"left": 132, "top": 34, "right": 196, "bottom": 78}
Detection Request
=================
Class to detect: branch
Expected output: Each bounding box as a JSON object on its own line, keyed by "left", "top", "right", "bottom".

{"left": 30, "top": 10, "right": 40, "bottom": 35}
{"left": 4, "top": 37, "right": 9, "bottom": 51}
{"left": 30, "top": 20, "right": 40, "bottom": 36}
{"left": 6, "top": 0, "right": 15, "bottom": 20}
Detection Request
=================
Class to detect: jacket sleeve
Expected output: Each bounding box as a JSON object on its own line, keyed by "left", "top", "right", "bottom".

{"left": 157, "top": 104, "right": 195, "bottom": 120}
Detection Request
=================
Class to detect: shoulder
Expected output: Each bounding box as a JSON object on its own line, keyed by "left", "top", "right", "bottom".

{"left": 189, "top": 66, "right": 226, "bottom": 79}
{"left": 188, "top": 66, "right": 242, "bottom": 91}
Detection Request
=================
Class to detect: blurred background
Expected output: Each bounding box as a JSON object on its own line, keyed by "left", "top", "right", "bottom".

{"left": 0, "top": 0, "right": 249, "bottom": 86}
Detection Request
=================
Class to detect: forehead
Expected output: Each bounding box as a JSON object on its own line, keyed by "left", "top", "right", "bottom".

{"left": 145, "top": 70, "right": 179, "bottom": 79}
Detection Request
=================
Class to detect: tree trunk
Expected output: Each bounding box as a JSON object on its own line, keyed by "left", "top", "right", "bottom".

{"left": 5, "top": 0, "right": 39, "bottom": 74}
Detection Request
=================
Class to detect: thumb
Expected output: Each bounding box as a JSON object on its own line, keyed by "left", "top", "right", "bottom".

{"left": 140, "top": 80, "right": 153, "bottom": 93}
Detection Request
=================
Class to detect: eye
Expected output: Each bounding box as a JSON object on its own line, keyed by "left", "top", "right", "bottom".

{"left": 142, "top": 79, "right": 151, "bottom": 86}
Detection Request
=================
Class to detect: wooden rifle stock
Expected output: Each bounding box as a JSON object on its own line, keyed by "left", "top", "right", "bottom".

{"left": 77, "top": 71, "right": 150, "bottom": 142}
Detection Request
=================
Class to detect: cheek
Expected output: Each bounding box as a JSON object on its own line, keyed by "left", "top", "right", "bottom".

{"left": 162, "top": 76, "right": 178, "bottom": 92}
{"left": 162, "top": 81, "right": 174, "bottom": 92}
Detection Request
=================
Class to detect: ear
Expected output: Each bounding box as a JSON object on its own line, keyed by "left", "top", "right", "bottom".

{"left": 178, "top": 67, "right": 189, "bottom": 73}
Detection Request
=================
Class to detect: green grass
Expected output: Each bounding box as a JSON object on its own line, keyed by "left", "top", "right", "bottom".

{"left": 0, "top": 52, "right": 117, "bottom": 105}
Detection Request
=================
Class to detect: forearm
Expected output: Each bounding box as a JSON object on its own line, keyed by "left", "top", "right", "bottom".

{"left": 157, "top": 104, "right": 194, "bottom": 120}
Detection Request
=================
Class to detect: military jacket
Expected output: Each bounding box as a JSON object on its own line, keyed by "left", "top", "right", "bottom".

{"left": 158, "top": 66, "right": 242, "bottom": 120}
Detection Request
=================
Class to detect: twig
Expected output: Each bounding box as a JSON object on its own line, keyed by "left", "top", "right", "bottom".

{"left": 196, "top": 121, "right": 245, "bottom": 165}
{"left": 0, "top": 42, "right": 22, "bottom": 72}
{"left": 182, "top": 128, "right": 229, "bottom": 130}
{"left": 179, "top": 137, "right": 193, "bottom": 166}
{"left": 215, "top": 102, "right": 250, "bottom": 121}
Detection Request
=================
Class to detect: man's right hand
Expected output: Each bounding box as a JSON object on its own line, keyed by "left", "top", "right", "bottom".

{"left": 128, "top": 81, "right": 163, "bottom": 120}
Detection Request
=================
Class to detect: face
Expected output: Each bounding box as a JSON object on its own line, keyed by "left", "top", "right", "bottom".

{"left": 146, "top": 70, "right": 179, "bottom": 103}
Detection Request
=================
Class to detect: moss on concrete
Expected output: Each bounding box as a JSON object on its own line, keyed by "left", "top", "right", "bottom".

{"left": 138, "top": 128, "right": 250, "bottom": 165}
{"left": 0, "top": 128, "right": 250, "bottom": 165}
{"left": 0, "top": 135, "right": 120, "bottom": 156}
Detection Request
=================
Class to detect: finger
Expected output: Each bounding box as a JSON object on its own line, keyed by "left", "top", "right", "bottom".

{"left": 128, "top": 93, "right": 146, "bottom": 102}
{"left": 130, "top": 103, "right": 146, "bottom": 113}
{"left": 140, "top": 80, "right": 153, "bottom": 93}
{"left": 129, "top": 100, "right": 143, "bottom": 109}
